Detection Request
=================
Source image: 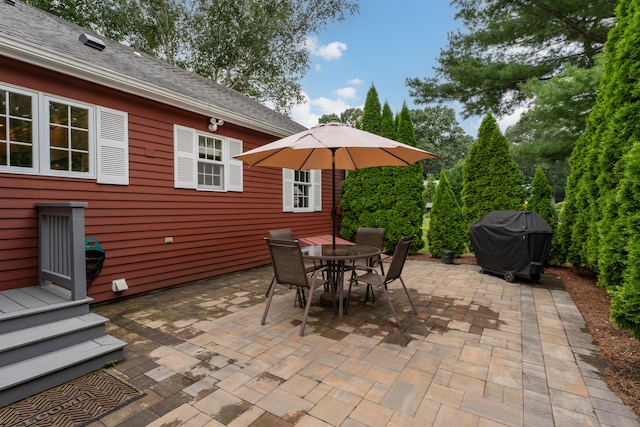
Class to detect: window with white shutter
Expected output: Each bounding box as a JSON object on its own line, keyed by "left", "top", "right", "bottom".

{"left": 0, "top": 82, "right": 129, "bottom": 183}
{"left": 173, "top": 124, "right": 243, "bottom": 192}
{"left": 283, "top": 169, "right": 322, "bottom": 212}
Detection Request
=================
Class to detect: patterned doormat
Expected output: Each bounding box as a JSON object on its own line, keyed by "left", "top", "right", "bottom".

{"left": 0, "top": 370, "right": 145, "bottom": 427}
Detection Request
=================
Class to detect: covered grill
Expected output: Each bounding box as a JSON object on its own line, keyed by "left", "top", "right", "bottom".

{"left": 470, "top": 211, "right": 552, "bottom": 282}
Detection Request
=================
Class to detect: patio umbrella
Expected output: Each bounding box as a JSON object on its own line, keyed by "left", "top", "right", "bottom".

{"left": 234, "top": 122, "right": 438, "bottom": 247}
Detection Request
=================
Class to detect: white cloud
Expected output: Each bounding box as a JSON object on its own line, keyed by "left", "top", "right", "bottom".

{"left": 335, "top": 87, "right": 357, "bottom": 100}
{"left": 313, "top": 96, "right": 351, "bottom": 114}
{"left": 290, "top": 91, "right": 353, "bottom": 128}
{"left": 304, "top": 36, "right": 347, "bottom": 61}
{"left": 347, "top": 78, "right": 364, "bottom": 85}
{"left": 290, "top": 92, "right": 319, "bottom": 128}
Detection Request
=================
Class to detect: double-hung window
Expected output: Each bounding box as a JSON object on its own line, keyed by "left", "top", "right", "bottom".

{"left": 0, "top": 83, "right": 129, "bottom": 184}
{"left": 174, "top": 125, "right": 243, "bottom": 191}
{"left": 47, "top": 98, "right": 92, "bottom": 175}
{"left": 198, "top": 135, "right": 224, "bottom": 190}
{"left": 1, "top": 86, "right": 36, "bottom": 172}
{"left": 283, "top": 169, "right": 322, "bottom": 212}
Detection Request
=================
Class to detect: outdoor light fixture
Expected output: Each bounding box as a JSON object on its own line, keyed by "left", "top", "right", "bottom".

{"left": 208, "top": 117, "right": 224, "bottom": 132}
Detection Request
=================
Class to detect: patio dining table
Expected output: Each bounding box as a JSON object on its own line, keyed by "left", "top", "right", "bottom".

{"left": 301, "top": 243, "right": 381, "bottom": 318}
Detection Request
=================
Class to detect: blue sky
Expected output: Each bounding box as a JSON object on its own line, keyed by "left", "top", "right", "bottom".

{"left": 290, "top": 1, "right": 519, "bottom": 137}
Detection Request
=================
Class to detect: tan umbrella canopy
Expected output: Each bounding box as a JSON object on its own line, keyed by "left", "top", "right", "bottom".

{"left": 235, "top": 122, "right": 438, "bottom": 246}
{"left": 235, "top": 122, "right": 436, "bottom": 170}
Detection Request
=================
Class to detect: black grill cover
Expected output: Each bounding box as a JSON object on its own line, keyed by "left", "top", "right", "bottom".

{"left": 470, "top": 210, "right": 552, "bottom": 281}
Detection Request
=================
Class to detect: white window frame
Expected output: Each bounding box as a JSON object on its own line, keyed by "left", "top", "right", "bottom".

{"left": 283, "top": 169, "right": 322, "bottom": 212}
{"left": 0, "top": 85, "right": 38, "bottom": 174}
{"left": 173, "top": 124, "right": 243, "bottom": 192}
{"left": 0, "top": 82, "right": 129, "bottom": 185}
{"left": 41, "top": 95, "right": 95, "bottom": 179}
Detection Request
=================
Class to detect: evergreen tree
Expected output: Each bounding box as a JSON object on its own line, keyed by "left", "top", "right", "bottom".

{"left": 341, "top": 92, "right": 427, "bottom": 253}
{"left": 528, "top": 166, "right": 556, "bottom": 228}
{"left": 610, "top": 142, "right": 640, "bottom": 339}
{"left": 557, "top": 115, "right": 594, "bottom": 267}
{"left": 561, "top": 0, "right": 640, "bottom": 288}
{"left": 340, "top": 85, "right": 383, "bottom": 243}
{"left": 528, "top": 166, "right": 560, "bottom": 264}
{"left": 595, "top": 0, "right": 640, "bottom": 287}
{"left": 380, "top": 102, "right": 396, "bottom": 139}
{"left": 360, "top": 84, "right": 382, "bottom": 133}
{"left": 383, "top": 104, "right": 426, "bottom": 253}
{"left": 445, "top": 160, "right": 465, "bottom": 205}
{"left": 427, "top": 171, "right": 466, "bottom": 257}
{"left": 461, "top": 114, "right": 525, "bottom": 228}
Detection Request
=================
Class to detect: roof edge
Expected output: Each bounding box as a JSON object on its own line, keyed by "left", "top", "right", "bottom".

{"left": 0, "top": 34, "right": 296, "bottom": 138}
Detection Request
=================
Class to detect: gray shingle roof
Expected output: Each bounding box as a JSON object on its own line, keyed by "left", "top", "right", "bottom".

{"left": 0, "top": 1, "right": 307, "bottom": 137}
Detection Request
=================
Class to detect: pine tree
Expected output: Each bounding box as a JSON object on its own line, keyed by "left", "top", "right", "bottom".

{"left": 341, "top": 91, "right": 427, "bottom": 253}
{"left": 360, "top": 84, "right": 381, "bottom": 133}
{"left": 595, "top": 0, "right": 640, "bottom": 287}
{"left": 340, "top": 85, "right": 383, "bottom": 243}
{"left": 561, "top": 0, "right": 640, "bottom": 288}
{"left": 380, "top": 102, "right": 396, "bottom": 139}
{"left": 385, "top": 103, "right": 426, "bottom": 252}
{"left": 461, "top": 113, "right": 525, "bottom": 228}
{"left": 528, "top": 166, "right": 560, "bottom": 264}
{"left": 610, "top": 142, "right": 640, "bottom": 339}
{"left": 528, "top": 166, "right": 556, "bottom": 227}
{"left": 427, "top": 171, "right": 466, "bottom": 257}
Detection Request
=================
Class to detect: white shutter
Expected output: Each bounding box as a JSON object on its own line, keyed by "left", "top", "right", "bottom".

{"left": 283, "top": 169, "right": 294, "bottom": 212}
{"left": 174, "top": 125, "right": 197, "bottom": 189}
{"left": 312, "top": 170, "right": 322, "bottom": 211}
{"left": 226, "top": 138, "right": 243, "bottom": 192}
{"left": 97, "top": 107, "right": 128, "bottom": 185}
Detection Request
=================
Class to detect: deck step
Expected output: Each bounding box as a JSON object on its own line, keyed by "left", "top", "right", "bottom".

{"left": 0, "top": 312, "right": 109, "bottom": 367}
{"left": 0, "top": 285, "right": 92, "bottom": 334}
{"left": 0, "top": 335, "right": 126, "bottom": 407}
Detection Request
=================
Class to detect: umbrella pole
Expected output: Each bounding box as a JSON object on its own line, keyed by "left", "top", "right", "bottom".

{"left": 331, "top": 148, "right": 337, "bottom": 249}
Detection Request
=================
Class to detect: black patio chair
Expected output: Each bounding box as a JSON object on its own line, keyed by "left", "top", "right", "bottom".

{"left": 265, "top": 228, "right": 317, "bottom": 306}
{"left": 262, "top": 238, "right": 329, "bottom": 336}
{"left": 350, "top": 227, "right": 385, "bottom": 301}
{"left": 347, "top": 235, "right": 418, "bottom": 329}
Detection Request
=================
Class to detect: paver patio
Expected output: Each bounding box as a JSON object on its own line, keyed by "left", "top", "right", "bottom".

{"left": 90, "top": 260, "right": 639, "bottom": 426}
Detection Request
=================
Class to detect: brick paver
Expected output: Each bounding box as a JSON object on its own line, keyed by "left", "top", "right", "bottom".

{"left": 92, "top": 261, "right": 640, "bottom": 426}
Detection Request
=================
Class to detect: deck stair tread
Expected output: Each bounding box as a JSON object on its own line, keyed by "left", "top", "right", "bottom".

{"left": 0, "top": 335, "right": 126, "bottom": 390}
{"left": 0, "top": 312, "right": 108, "bottom": 352}
{"left": 0, "top": 285, "right": 91, "bottom": 321}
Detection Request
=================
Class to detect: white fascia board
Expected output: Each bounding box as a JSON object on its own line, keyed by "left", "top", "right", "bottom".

{"left": 0, "top": 35, "right": 294, "bottom": 138}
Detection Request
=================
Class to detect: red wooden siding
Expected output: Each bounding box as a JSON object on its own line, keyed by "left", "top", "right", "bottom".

{"left": 0, "top": 59, "right": 343, "bottom": 303}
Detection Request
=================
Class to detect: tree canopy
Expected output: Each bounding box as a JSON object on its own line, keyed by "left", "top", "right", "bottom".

{"left": 318, "top": 108, "right": 363, "bottom": 127}
{"left": 410, "top": 106, "right": 473, "bottom": 179}
{"left": 25, "top": 0, "right": 359, "bottom": 114}
{"left": 505, "top": 60, "right": 603, "bottom": 202}
{"left": 407, "top": 0, "right": 616, "bottom": 118}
